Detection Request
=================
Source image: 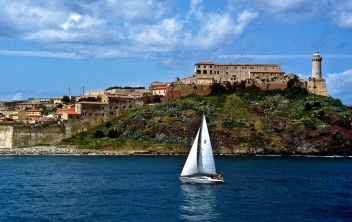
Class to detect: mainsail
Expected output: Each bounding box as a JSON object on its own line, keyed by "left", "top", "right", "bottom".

{"left": 198, "top": 115, "right": 217, "bottom": 175}
{"left": 180, "top": 129, "right": 200, "bottom": 176}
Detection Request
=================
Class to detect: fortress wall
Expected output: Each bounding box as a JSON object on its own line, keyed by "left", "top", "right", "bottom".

{"left": 307, "top": 79, "right": 329, "bottom": 96}
{"left": 0, "top": 125, "right": 13, "bottom": 148}
{"left": 11, "top": 125, "right": 65, "bottom": 148}
{"left": 0, "top": 116, "right": 115, "bottom": 148}
{"left": 162, "top": 84, "right": 212, "bottom": 103}
{"left": 63, "top": 117, "right": 110, "bottom": 138}
{"left": 246, "top": 82, "right": 288, "bottom": 90}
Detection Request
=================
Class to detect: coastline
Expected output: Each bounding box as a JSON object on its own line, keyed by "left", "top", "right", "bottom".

{"left": 0, "top": 146, "right": 146, "bottom": 155}
{"left": 0, "top": 146, "right": 351, "bottom": 157}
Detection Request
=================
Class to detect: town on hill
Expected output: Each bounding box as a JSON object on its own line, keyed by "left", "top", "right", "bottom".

{"left": 0, "top": 51, "right": 351, "bottom": 154}
{"left": 0, "top": 51, "right": 328, "bottom": 125}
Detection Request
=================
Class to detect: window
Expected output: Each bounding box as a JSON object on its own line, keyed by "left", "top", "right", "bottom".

{"left": 203, "top": 70, "right": 207, "bottom": 74}
{"left": 210, "top": 65, "right": 212, "bottom": 68}
{"left": 198, "top": 65, "right": 200, "bottom": 68}
{"left": 204, "top": 65, "right": 206, "bottom": 68}
{"left": 197, "top": 70, "right": 201, "bottom": 74}
{"left": 210, "top": 70, "right": 212, "bottom": 74}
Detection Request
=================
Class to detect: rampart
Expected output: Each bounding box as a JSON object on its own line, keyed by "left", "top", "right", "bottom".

{"left": 246, "top": 81, "right": 288, "bottom": 90}
{"left": 162, "top": 84, "right": 212, "bottom": 103}
{"left": 0, "top": 117, "right": 110, "bottom": 148}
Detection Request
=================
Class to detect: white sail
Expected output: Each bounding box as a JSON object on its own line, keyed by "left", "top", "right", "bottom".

{"left": 198, "top": 115, "right": 217, "bottom": 175}
{"left": 180, "top": 129, "right": 200, "bottom": 176}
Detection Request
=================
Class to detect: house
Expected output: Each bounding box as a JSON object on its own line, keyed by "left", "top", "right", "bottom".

{"left": 62, "top": 106, "right": 81, "bottom": 120}
{"left": 152, "top": 86, "right": 167, "bottom": 96}
{"left": 17, "top": 101, "right": 40, "bottom": 110}
{"left": 53, "top": 98, "right": 63, "bottom": 104}
{"left": 26, "top": 110, "right": 45, "bottom": 118}
{"left": 101, "top": 95, "right": 142, "bottom": 117}
{"left": 129, "top": 91, "right": 144, "bottom": 99}
{"left": 0, "top": 117, "right": 14, "bottom": 124}
{"left": 75, "top": 102, "right": 107, "bottom": 118}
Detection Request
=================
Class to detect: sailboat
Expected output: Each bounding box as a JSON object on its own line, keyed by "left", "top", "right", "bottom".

{"left": 179, "top": 115, "right": 224, "bottom": 184}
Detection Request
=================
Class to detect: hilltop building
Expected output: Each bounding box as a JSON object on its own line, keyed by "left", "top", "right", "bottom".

{"left": 307, "top": 50, "right": 328, "bottom": 96}
{"left": 176, "top": 63, "right": 285, "bottom": 85}
{"left": 154, "top": 51, "right": 329, "bottom": 103}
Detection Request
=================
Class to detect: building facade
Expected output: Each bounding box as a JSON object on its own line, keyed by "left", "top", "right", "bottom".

{"left": 193, "top": 62, "right": 284, "bottom": 83}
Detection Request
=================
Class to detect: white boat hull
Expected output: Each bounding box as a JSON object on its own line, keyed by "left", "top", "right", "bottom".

{"left": 179, "top": 176, "right": 224, "bottom": 184}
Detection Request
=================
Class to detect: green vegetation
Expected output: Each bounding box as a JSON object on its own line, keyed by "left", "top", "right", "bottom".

{"left": 59, "top": 87, "right": 352, "bottom": 155}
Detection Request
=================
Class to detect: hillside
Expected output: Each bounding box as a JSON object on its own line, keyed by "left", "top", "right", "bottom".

{"left": 60, "top": 86, "right": 352, "bottom": 156}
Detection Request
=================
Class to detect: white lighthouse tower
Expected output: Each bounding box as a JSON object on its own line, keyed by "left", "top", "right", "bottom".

{"left": 307, "top": 50, "right": 328, "bottom": 97}
{"left": 312, "top": 50, "right": 322, "bottom": 79}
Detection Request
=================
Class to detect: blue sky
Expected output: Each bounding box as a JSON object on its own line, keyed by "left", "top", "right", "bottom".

{"left": 1, "top": 0, "right": 352, "bottom": 104}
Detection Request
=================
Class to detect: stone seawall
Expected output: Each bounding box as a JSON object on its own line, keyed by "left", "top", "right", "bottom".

{"left": 0, "top": 117, "right": 111, "bottom": 148}
{"left": 0, "top": 126, "right": 13, "bottom": 148}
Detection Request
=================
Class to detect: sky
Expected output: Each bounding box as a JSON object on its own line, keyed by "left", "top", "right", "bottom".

{"left": 0, "top": 0, "right": 352, "bottom": 105}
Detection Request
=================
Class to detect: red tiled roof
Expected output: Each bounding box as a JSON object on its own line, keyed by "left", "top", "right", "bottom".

{"left": 153, "top": 86, "right": 167, "bottom": 90}
{"left": 195, "top": 62, "right": 280, "bottom": 67}
{"left": 26, "top": 110, "right": 44, "bottom": 112}
{"left": 214, "top": 63, "right": 279, "bottom": 67}
{"left": 249, "top": 70, "right": 285, "bottom": 73}
{"left": 106, "top": 95, "right": 133, "bottom": 99}
{"left": 63, "top": 107, "right": 80, "bottom": 115}
{"left": 197, "top": 77, "right": 214, "bottom": 79}
{"left": 78, "top": 101, "right": 107, "bottom": 105}
{"left": 195, "top": 62, "right": 214, "bottom": 65}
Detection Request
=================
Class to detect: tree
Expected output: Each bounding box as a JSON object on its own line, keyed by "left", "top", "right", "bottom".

{"left": 62, "top": 96, "right": 70, "bottom": 104}
{"left": 38, "top": 104, "right": 47, "bottom": 110}
{"left": 93, "top": 129, "right": 105, "bottom": 138}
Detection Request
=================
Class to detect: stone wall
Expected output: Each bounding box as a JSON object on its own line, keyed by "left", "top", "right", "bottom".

{"left": 0, "top": 116, "right": 111, "bottom": 148}
{"left": 307, "top": 79, "right": 329, "bottom": 96}
{"left": 162, "top": 84, "right": 212, "bottom": 103}
{"left": 11, "top": 125, "right": 65, "bottom": 148}
{"left": 246, "top": 81, "right": 288, "bottom": 90}
{"left": 0, "top": 126, "right": 13, "bottom": 148}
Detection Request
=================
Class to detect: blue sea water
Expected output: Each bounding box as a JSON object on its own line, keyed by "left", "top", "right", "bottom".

{"left": 0, "top": 155, "right": 351, "bottom": 221}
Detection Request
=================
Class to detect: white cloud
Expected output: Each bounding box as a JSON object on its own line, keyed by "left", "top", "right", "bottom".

{"left": 227, "top": 0, "right": 323, "bottom": 21}
{"left": 0, "top": 0, "right": 259, "bottom": 60}
{"left": 325, "top": 69, "right": 352, "bottom": 104}
{"left": 331, "top": 0, "right": 352, "bottom": 28}
{"left": 0, "top": 50, "right": 81, "bottom": 59}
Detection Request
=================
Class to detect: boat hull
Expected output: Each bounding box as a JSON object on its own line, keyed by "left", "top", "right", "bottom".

{"left": 179, "top": 176, "right": 224, "bottom": 184}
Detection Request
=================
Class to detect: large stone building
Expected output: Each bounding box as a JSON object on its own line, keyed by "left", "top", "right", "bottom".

{"left": 158, "top": 51, "right": 329, "bottom": 103}
{"left": 176, "top": 62, "right": 285, "bottom": 85}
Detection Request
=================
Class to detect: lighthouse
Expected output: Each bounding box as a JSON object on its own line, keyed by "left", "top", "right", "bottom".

{"left": 307, "top": 50, "right": 328, "bottom": 97}
{"left": 312, "top": 50, "right": 322, "bottom": 79}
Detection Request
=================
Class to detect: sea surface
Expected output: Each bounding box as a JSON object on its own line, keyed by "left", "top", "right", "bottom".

{"left": 0, "top": 155, "right": 351, "bottom": 221}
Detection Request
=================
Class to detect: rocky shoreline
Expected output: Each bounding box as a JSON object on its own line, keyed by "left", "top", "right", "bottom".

{"left": 0, "top": 146, "right": 145, "bottom": 155}
{"left": 0, "top": 146, "right": 351, "bottom": 157}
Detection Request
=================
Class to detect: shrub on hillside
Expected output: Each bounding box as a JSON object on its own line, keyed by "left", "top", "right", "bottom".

{"left": 94, "top": 129, "right": 105, "bottom": 138}
{"left": 107, "top": 128, "right": 119, "bottom": 138}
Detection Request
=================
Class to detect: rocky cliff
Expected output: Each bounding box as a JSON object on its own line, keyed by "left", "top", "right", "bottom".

{"left": 61, "top": 87, "right": 352, "bottom": 156}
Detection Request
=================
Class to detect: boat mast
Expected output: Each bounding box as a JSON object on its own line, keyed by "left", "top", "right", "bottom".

{"left": 197, "top": 115, "right": 204, "bottom": 174}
